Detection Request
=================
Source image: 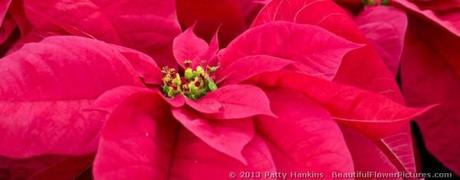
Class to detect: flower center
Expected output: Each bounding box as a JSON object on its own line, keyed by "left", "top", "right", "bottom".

{"left": 161, "top": 61, "right": 218, "bottom": 100}
{"left": 362, "top": 0, "right": 389, "bottom": 5}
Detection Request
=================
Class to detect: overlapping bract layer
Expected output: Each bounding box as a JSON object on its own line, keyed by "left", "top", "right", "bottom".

{"left": 0, "top": 0, "right": 441, "bottom": 179}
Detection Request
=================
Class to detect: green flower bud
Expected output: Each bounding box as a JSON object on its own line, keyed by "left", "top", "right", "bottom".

{"left": 172, "top": 73, "right": 181, "bottom": 86}
{"left": 207, "top": 79, "right": 217, "bottom": 91}
{"left": 362, "top": 0, "right": 375, "bottom": 5}
{"left": 162, "top": 85, "right": 175, "bottom": 97}
{"left": 195, "top": 66, "right": 204, "bottom": 76}
{"left": 184, "top": 68, "right": 194, "bottom": 80}
{"left": 207, "top": 66, "right": 218, "bottom": 73}
{"left": 188, "top": 83, "right": 198, "bottom": 95}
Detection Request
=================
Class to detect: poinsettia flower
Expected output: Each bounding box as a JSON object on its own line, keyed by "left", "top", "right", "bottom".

{"left": 89, "top": 21, "right": 429, "bottom": 178}
{"left": 0, "top": 24, "right": 340, "bottom": 177}
{"left": 0, "top": 0, "right": 432, "bottom": 179}
{"left": 340, "top": 0, "right": 460, "bottom": 175}
{"left": 92, "top": 21, "right": 365, "bottom": 178}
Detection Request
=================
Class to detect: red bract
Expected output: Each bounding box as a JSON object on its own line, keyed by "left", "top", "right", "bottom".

{"left": 349, "top": 0, "right": 460, "bottom": 175}
{"left": 355, "top": 6, "right": 408, "bottom": 75}
{"left": 0, "top": 0, "right": 16, "bottom": 55}
{"left": 252, "top": 0, "right": 426, "bottom": 174}
{"left": 0, "top": 0, "right": 10, "bottom": 24}
{"left": 406, "top": 0, "right": 460, "bottom": 11}
{"left": 0, "top": 36, "right": 150, "bottom": 178}
{"left": 0, "top": 0, "right": 432, "bottom": 179}
{"left": 176, "top": 0, "right": 264, "bottom": 46}
{"left": 393, "top": 0, "right": 460, "bottom": 175}
{"left": 252, "top": 0, "right": 404, "bottom": 102}
{"left": 6, "top": 0, "right": 181, "bottom": 66}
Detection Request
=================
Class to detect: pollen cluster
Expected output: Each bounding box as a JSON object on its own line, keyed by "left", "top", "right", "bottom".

{"left": 161, "top": 61, "right": 218, "bottom": 100}
{"left": 362, "top": 0, "right": 389, "bottom": 5}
